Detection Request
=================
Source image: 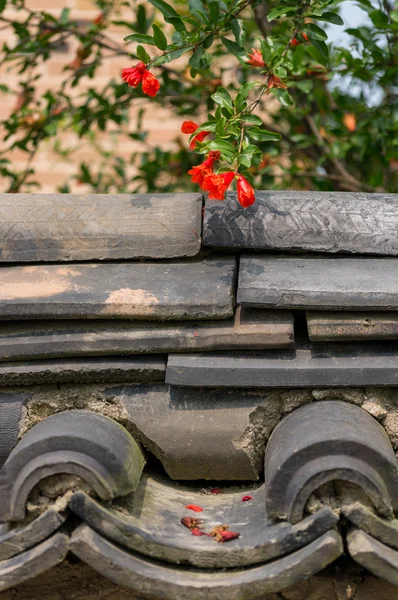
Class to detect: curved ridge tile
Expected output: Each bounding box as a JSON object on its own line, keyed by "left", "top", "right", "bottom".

{"left": 347, "top": 529, "right": 398, "bottom": 587}
{"left": 0, "top": 508, "right": 67, "bottom": 561}
{"left": 0, "top": 531, "right": 69, "bottom": 592}
{"left": 0, "top": 410, "right": 145, "bottom": 522}
{"left": 0, "top": 397, "right": 24, "bottom": 469}
{"left": 70, "top": 525, "right": 343, "bottom": 600}
{"left": 70, "top": 475, "right": 338, "bottom": 568}
{"left": 263, "top": 401, "right": 398, "bottom": 523}
{"left": 342, "top": 502, "right": 398, "bottom": 550}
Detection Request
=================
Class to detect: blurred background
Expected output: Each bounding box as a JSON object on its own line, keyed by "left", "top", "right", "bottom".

{"left": 0, "top": 0, "right": 396, "bottom": 194}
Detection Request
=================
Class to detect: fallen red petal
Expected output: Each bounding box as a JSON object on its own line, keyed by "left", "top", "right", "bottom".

{"left": 242, "top": 495, "right": 253, "bottom": 502}
{"left": 181, "top": 517, "right": 204, "bottom": 529}
{"left": 191, "top": 528, "right": 206, "bottom": 536}
{"left": 211, "top": 488, "right": 223, "bottom": 494}
{"left": 185, "top": 504, "right": 204, "bottom": 512}
{"left": 207, "top": 525, "right": 229, "bottom": 542}
{"left": 219, "top": 531, "right": 240, "bottom": 543}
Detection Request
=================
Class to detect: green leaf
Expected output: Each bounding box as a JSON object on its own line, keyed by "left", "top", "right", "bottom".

{"left": 243, "top": 144, "right": 261, "bottom": 155}
{"left": 208, "top": 0, "right": 220, "bottom": 23}
{"left": 207, "top": 139, "right": 236, "bottom": 156}
{"left": 242, "top": 115, "right": 262, "bottom": 125}
{"left": 305, "top": 23, "right": 328, "bottom": 40}
{"left": 260, "top": 40, "right": 273, "bottom": 64}
{"left": 222, "top": 107, "right": 233, "bottom": 118}
{"left": 221, "top": 37, "right": 246, "bottom": 57}
{"left": 239, "top": 170, "right": 254, "bottom": 184}
{"left": 153, "top": 46, "right": 191, "bottom": 64}
{"left": 189, "top": 46, "right": 205, "bottom": 68}
{"left": 310, "top": 11, "right": 344, "bottom": 25}
{"left": 267, "top": 5, "right": 297, "bottom": 22}
{"left": 195, "top": 121, "right": 217, "bottom": 133}
{"left": 270, "top": 88, "right": 294, "bottom": 107}
{"left": 148, "top": 0, "right": 186, "bottom": 31}
{"left": 247, "top": 126, "right": 282, "bottom": 141}
{"left": 369, "top": 9, "right": 389, "bottom": 27}
{"left": 152, "top": 24, "right": 167, "bottom": 50}
{"left": 294, "top": 80, "right": 313, "bottom": 93}
{"left": 136, "top": 45, "right": 151, "bottom": 63}
{"left": 211, "top": 86, "right": 234, "bottom": 110}
{"left": 0, "top": 0, "right": 6, "bottom": 13}
{"left": 60, "top": 8, "right": 70, "bottom": 24}
{"left": 308, "top": 37, "right": 329, "bottom": 59}
{"left": 231, "top": 18, "right": 243, "bottom": 44}
{"left": 124, "top": 33, "right": 156, "bottom": 44}
{"left": 216, "top": 116, "right": 226, "bottom": 136}
{"left": 238, "top": 154, "right": 252, "bottom": 167}
{"left": 189, "top": 0, "right": 208, "bottom": 22}
{"left": 235, "top": 81, "right": 257, "bottom": 110}
{"left": 148, "top": 0, "right": 181, "bottom": 19}
{"left": 274, "top": 66, "right": 287, "bottom": 78}
{"left": 203, "top": 35, "right": 214, "bottom": 49}
{"left": 136, "top": 5, "right": 148, "bottom": 33}
{"left": 226, "top": 123, "right": 241, "bottom": 136}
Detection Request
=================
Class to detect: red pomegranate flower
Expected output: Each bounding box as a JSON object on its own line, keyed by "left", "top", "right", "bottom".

{"left": 93, "top": 12, "right": 105, "bottom": 25}
{"left": 142, "top": 70, "right": 161, "bottom": 97}
{"left": 202, "top": 171, "right": 235, "bottom": 200}
{"left": 291, "top": 32, "right": 309, "bottom": 46}
{"left": 122, "top": 62, "right": 146, "bottom": 88}
{"left": 181, "top": 121, "right": 211, "bottom": 149}
{"left": 122, "top": 63, "right": 160, "bottom": 97}
{"left": 190, "top": 130, "right": 210, "bottom": 150}
{"left": 246, "top": 48, "right": 266, "bottom": 67}
{"left": 237, "top": 175, "right": 255, "bottom": 208}
{"left": 181, "top": 121, "right": 199, "bottom": 134}
{"left": 267, "top": 74, "right": 288, "bottom": 90}
{"left": 188, "top": 151, "right": 220, "bottom": 187}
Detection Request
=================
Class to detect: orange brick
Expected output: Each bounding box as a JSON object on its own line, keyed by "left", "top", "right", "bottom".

{"left": 25, "top": 0, "right": 65, "bottom": 9}
{"left": 75, "top": 0, "right": 96, "bottom": 9}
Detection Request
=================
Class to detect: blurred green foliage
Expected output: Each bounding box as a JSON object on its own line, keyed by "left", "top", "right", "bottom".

{"left": 0, "top": 0, "right": 396, "bottom": 193}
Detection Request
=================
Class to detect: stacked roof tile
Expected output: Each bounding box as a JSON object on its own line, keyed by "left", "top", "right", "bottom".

{"left": 0, "top": 190, "right": 398, "bottom": 597}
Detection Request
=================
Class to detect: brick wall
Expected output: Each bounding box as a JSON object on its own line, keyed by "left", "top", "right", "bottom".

{"left": 0, "top": 0, "right": 185, "bottom": 193}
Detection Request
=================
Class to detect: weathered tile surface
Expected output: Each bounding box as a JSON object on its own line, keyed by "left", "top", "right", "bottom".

{"left": 238, "top": 256, "right": 398, "bottom": 310}
{"left": 204, "top": 191, "right": 398, "bottom": 256}
{"left": 115, "top": 384, "right": 282, "bottom": 480}
{"left": 70, "top": 480, "right": 337, "bottom": 569}
{"left": 348, "top": 529, "right": 398, "bottom": 586}
{"left": 0, "top": 193, "right": 203, "bottom": 262}
{"left": 0, "top": 356, "right": 166, "bottom": 386}
{"left": 0, "top": 508, "right": 68, "bottom": 560}
{"left": 263, "top": 401, "right": 398, "bottom": 523}
{"left": 0, "top": 410, "right": 145, "bottom": 522}
{"left": 0, "top": 397, "right": 23, "bottom": 469}
{"left": 0, "top": 258, "right": 236, "bottom": 320}
{"left": 166, "top": 342, "right": 398, "bottom": 387}
{"left": 0, "top": 308, "right": 293, "bottom": 362}
{"left": 69, "top": 526, "right": 343, "bottom": 600}
{"left": 0, "top": 532, "right": 69, "bottom": 592}
{"left": 307, "top": 311, "right": 398, "bottom": 341}
{"left": 342, "top": 501, "right": 398, "bottom": 550}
